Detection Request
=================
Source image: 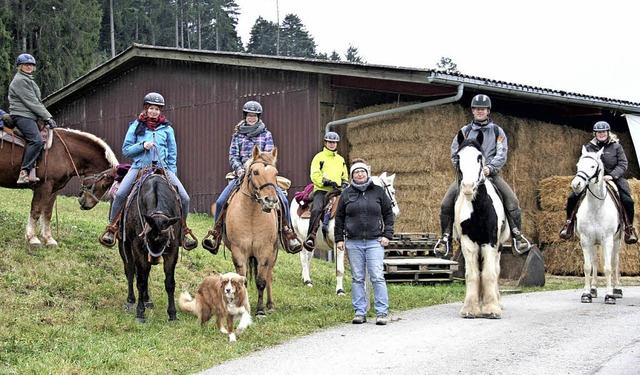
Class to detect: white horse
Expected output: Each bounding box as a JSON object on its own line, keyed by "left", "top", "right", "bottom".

{"left": 453, "top": 131, "right": 510, "bottom": 319}
{"left": 292, "top": 172, "right": 400, "bottom": 295}
{"left": 571, "top": 146, "right": 623, "bottom": 304}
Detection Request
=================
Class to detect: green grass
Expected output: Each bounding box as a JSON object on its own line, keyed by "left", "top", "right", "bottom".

{"left": 0, "top": 188, "right": 581, "bottom": 374}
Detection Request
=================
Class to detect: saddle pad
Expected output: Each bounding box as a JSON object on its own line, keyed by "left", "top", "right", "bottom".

{"left": 0, "top": 127, "right": 53, "bottom": 149}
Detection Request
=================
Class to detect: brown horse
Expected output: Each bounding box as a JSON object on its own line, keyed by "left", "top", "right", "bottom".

{"left": 0, "top": 128, "right": 118, "bottom": 246}
{"left": 224, "top": 146, "right": 280, "bottom": 316}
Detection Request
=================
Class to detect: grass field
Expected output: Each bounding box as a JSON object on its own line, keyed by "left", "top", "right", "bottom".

{"left": 0, "top": 188, "right": 582, "bottom": 374}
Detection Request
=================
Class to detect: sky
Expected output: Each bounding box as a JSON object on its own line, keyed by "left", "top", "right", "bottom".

{"left": 234, "top": 0, "right": 640, "bottom": 103}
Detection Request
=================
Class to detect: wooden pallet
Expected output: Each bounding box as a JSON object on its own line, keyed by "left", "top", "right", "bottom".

{"left": 383, "top": 233, "right": 458, "bottom": 283}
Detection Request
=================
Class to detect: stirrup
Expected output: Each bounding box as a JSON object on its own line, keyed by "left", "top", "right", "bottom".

{"left": 99, "top": 225, "right": 118, "bottom": 248}
{"left": 559, "top": 219, "right": 573, "bottom": 240}
{"left": 201, "top": 229, "right": 221, "bottom": 255}
{"left": 182, "top": 227, "right": 198, "bottom": 250}
{"left": 303, "top": 233, "right": 316, "bottom": 251}
{"left": 624, "top": 226, "right": 638, "bottom": 245}
{"left": 434, "top": 234, "right": 450, "bottom": 258}
{"left": 512, "top": 233, "right": 531, "bottom": 255}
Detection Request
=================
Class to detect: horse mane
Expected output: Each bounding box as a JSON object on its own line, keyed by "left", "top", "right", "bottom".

{"left": 58, "top": 128, "right": 119, "bottom": 168}
{"left": 245, "top": 150, "right": 277, "bottom": 167}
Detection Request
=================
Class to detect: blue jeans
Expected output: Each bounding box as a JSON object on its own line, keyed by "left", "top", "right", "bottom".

{"left": 215, "top": 179, "right": 291, "bottom": 226}
{"left": 110, "top": 168, "right": 190, "bottom": 222}
{"left": 345, "top": 238, "right": 389, "bottom": 316}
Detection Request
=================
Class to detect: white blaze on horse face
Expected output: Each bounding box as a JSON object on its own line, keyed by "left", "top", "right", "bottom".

{"left": 571, "top": 156, "right": 599, "bottom": 194}
{"left": 458, "top": 147, "right": 483, "bottom": 197}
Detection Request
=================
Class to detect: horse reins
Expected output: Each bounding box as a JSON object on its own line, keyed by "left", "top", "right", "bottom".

{"left": 378, "top": 179, "right": 398, "bottom": 210}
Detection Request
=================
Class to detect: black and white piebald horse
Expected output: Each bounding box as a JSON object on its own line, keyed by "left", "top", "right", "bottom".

{"left": 453, "top": 130, "right": 510, "bottom": 319}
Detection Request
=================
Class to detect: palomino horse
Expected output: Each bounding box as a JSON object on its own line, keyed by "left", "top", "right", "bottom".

{"left": 293, "top": 172, "right": 400, "bottom": 295}
{"left": 118, "top": 171, "right": 183, "bottom": 322}
{"left": 571, "top": 146, "right": 623, "bottom": 304}
{"left": 224, "top": 146, "right": 280, "bottom": 316}
{"left": 453, "top": 130, "right": 510, "bottom": 319}
{"left": 0, "top": 128, "right": 118, "bottom": 246}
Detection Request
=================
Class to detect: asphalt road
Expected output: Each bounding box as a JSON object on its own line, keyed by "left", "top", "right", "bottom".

{"left": 199, "top": 286, "right": 640, "bottom": 375}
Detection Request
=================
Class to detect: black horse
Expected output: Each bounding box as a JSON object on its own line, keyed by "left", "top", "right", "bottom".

{"left": 118, "top": 171, "right": 182, "bottom": 323}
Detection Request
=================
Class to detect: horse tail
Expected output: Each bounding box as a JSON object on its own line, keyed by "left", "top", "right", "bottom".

{"left": 178, "top": 291, "right": 197, "bottom": 314}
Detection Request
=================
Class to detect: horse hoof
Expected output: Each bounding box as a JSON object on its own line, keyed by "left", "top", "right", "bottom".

{"left": 136, "top": 317, "right": 146, "bottom": 323}
{"left": 581, "top": 293, "right": 592, "bottom": 303}
{"left": 124, "top": 303, "right": 136, "bottom": 313}
{"left": 604, "top": 294, "right": 616, "bottom": 304}
{"left": 255, "top": 311, "right": 267, "bottom": 319}
{"left": 336, "top": 289, "right": 345, "bottom": 296}
{"left": 304, "top": 280, "right": 313, "bottom": 287}
{"left": 613, "top": 288, "right": 623, "bottom": 299}
{"left": 168, "top": 317, "right": 178, "bottom": 323}
{"left": 461, "top": 312, "right": 475, "bottom": 319}
{"left": 45, "top": 239, "right": 58, "bottom": 247}
{"left": 590, "top": 288, "right": 598, "bottom": 298}
{"left": 484, "top": 313, "right": 501, "bottom": 319}
{"left": 145, "top": 301, "right": 155, "bottom": 309}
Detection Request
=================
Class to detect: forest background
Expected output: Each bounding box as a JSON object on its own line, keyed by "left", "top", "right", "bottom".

{"left": 0, "top": 0, "right": 381, "bottom": 108}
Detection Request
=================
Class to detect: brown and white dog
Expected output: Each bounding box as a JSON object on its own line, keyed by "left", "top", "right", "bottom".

{"left": 179, "top": 272, "right": 252, "bottom": 342}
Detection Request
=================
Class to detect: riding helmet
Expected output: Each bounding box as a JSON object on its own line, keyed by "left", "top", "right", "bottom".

{"left": 143, "top": 92, "right": 165, "bottom": 107}
{"left": 593, "top": 121, "right": 611, "bottom": 132}
{"left": 471, "top": 94, "right": 491, "bottom": 109}
{"left": 242, "top": 101, "right": 263, "bottom": 116}
{"left": 324, "top": 131, "right": 340, "bottom": 142}
{"left": 16, "top": 53, "right": 36, "bottom": 66}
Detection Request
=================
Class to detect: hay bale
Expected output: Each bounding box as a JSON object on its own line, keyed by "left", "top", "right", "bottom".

{"left": 539, "top": 176, "right": 574, "bottom": 212}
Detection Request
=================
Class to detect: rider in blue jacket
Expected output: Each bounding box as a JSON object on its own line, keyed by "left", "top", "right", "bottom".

{"left": 99, "top": 92, "right": 197, "bottom": 250}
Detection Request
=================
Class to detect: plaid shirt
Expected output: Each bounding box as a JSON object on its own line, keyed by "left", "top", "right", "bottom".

{"left": 229, "top": 128, "right": 274, "bottom": 173}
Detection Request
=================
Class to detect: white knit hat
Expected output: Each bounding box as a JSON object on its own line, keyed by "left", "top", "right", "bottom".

{"left": 349, "top": 162, "right": 371, "bottom": 177}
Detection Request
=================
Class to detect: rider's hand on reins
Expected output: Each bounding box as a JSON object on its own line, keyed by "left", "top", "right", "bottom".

{"left": 483, "top": 166, "right": 490, "bottom": 176}
{"left": 604, "top": 175, "right": 613, "bottom": 181}
{"left": 143, "top": 141, "right": 154, "bottom": 150}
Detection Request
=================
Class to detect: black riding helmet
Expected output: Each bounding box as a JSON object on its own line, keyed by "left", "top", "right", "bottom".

{"left": 471, "top": 94, "right": 491, "bottom": 109}
{"left": 242, "top": 101, "right": 263, "bottom": 118}
{"left": 593, "top": 121, "right": 611, "bottom": 132}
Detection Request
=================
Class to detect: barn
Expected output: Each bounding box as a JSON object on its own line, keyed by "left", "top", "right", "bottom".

{"left": 44, "top": 44, "right": 640, "bottom": 274}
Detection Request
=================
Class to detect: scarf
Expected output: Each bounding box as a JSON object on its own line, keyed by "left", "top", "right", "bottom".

{"left": 135, "top": 113, "right": 166, "bottom": 135}
{"left": 238, "top": 120, "right": 265, "bottom": 138}
{"left": 351, "top": 177, "right": 372, "bottom": 192}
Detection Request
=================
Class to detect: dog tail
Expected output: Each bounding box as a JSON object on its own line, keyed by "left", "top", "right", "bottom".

{"left": 178, "top": 291, "right": 197, "bottom": 314}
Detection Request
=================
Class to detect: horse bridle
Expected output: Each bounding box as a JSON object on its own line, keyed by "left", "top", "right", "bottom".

{"left": 141, "top": 211, "right": 175, "bottom": 258}
{"left": 242, "top": 161, "right": 278, "bottom": 201}
{"left": 54, "top": 129, "right": 115, "bottom": 201}
{"left": 378, "top": 178, "right": 398, "bottom": 210}
{"left": 575, "top": 155, "right": 606, "bottom": 200}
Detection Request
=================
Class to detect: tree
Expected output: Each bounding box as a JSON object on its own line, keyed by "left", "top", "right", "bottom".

{"left": 246, "top": 16, "right": 278, "bottom": 55}
{"left": 345, "top": 44, "right": 364, "bottom": 63}
{"left": 329, "top": 51, "right": 341, "bottom": 61}
{"left": 436, "top": 56, "right": 459, "bottom": 74}
{"left": 278, "top": 14, "right": 315, "bottom": 58}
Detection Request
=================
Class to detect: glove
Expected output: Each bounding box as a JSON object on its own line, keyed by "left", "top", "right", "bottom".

{"left": 46, "top": 118, "right": 57, "bottom": 128}
{"left": 341, "top": 181, "right": 349, "bottom": 189}
{"left": 330, "top": 181, "right": 339, "bottom": 189}
{"left": 236, "top": 168, "right": 245, "bottom": 178}
{"left": 322, "top": 178, "right": 333, "bottom": 187}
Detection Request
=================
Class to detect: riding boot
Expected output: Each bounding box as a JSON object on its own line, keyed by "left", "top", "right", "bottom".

{"left": 435, "top": 214, "right": 453, "bottom": 258}
{"left": 282, "top": 224, "right": 302, "bottom": 254}
{"left": 508, "top": 209, "right": 531, "bottom": 254}
{"left": 181, "top": 219, "right": 198, "bottom": 250}
{"left": 622, "top": 201, "right": 638, "bottom": 244}
{"left": 202, "top": 218, "right": 223, "bottom": 255}
{"left": 559, "top": 194, "right": 579, "bottom": 240}
{"left": 304, "top": 212, "right": 321, "bottom": 251}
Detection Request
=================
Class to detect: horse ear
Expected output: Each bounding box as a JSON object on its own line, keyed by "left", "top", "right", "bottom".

{"left": 271, "top": 146, "right": 278, "bottom": 161}
{"left": 388, "top": 173, "right": 396, "bottom": 184}
{"left": 475, "top": 130, "right": 484, "bottom": 146}
{"left": 252, "top": 145, "right": 260, "bottom": 159}
{"left": 379, "top": 171, "right": 387, "bottom": 179}
{"left": 581, "top": 145, "right": 589, "bottom": 155}
{"left": 456, "top": 130, "right": 465, "bottom": 146}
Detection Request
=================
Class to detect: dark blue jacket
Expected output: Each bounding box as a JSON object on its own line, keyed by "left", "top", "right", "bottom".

{"left": 334, "top": 181, "right": 394, "bottom": 242}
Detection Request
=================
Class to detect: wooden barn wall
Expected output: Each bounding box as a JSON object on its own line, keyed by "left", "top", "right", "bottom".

{"left": 51, "top": 60, "right": 321, "bottom": 214}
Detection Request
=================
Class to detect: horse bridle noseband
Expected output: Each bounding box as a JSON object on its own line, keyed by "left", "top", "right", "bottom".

{"left": 141, "top": 211, "right": 174, "bottom": 258}
{"left": 575, "top": 155, "right": 606, "bottom": 200}
{"left": 378, "top": 179, "right": 398, "bottom": 210}
{"left": 242, "top": 161, "right": 277, "bottom": 201}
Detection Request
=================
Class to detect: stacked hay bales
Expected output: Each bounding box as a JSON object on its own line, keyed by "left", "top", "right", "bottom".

{"left": 344, "top": 102, "right": 640, "bottom": 275}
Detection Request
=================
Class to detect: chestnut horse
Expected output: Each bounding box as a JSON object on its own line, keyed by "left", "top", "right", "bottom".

{"left": 118, "top": 171, "right": 182, "bottom": 323}
{"left": 0, "top": 128, "right": 118, "bottom": 246}
{"left": 223, "top": 146, "right": 280, "bottom": 317}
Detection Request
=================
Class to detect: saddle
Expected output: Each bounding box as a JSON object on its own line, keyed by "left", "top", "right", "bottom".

{"left": 570, "top": 181, "right": 628, "bottom": 230}
{"left": 0, "top": 126, "right": 54, "bottom": 149}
